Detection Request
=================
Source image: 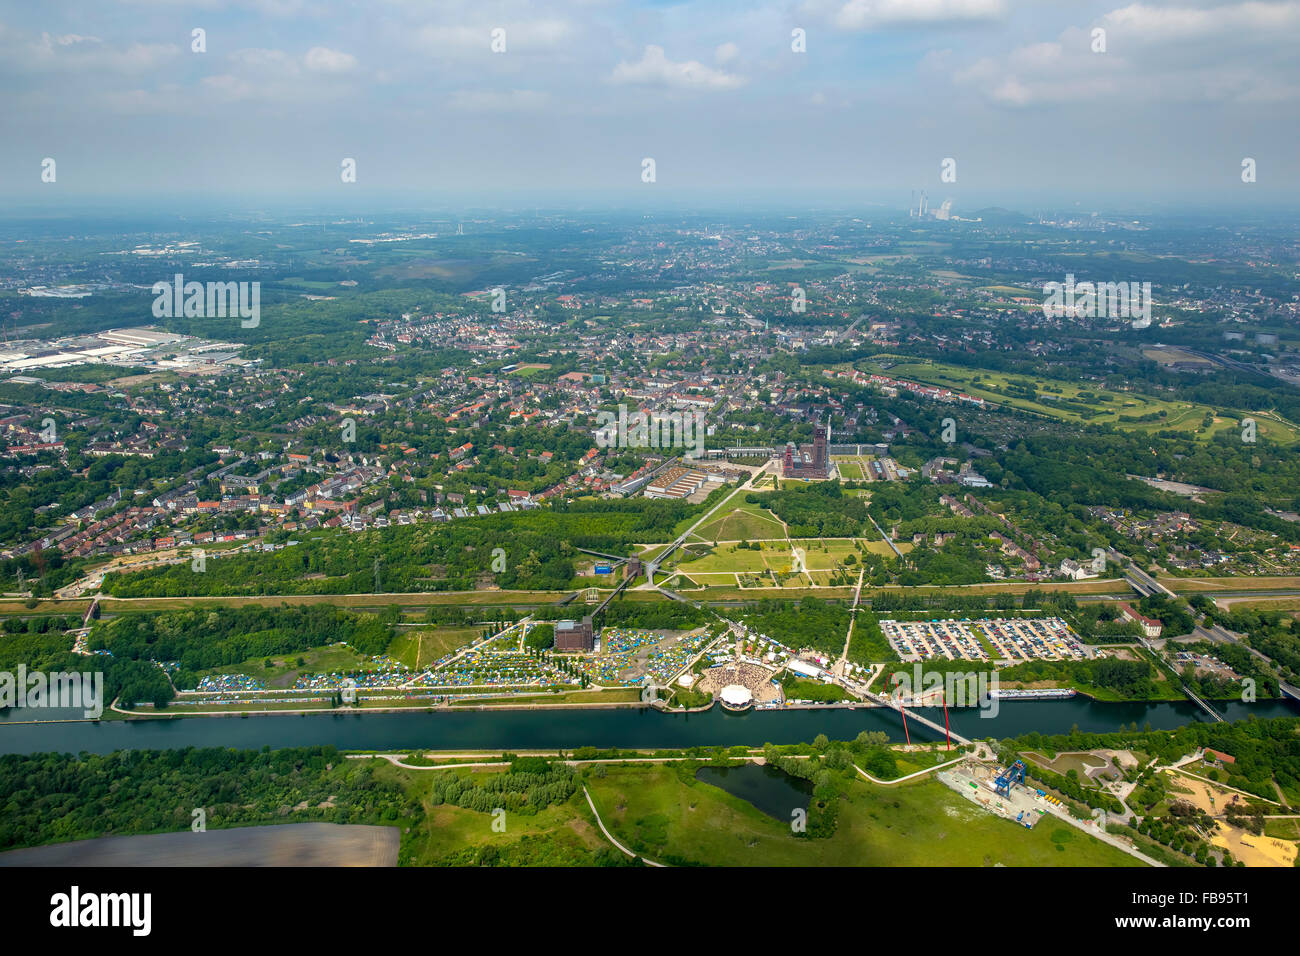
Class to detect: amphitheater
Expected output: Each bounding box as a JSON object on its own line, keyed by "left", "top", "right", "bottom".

{"left": 697, "top": 660, "right": 782, "bottom": 705}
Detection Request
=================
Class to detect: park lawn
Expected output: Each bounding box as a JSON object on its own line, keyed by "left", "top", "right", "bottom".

{"left": 693, "top": 504, "right": 787, "bottom": 543}
{"left": 1022, "top": 751, "right": 1113, "bottom": 783}
{"left": 892, "top": 749, "right": 959, "bottom": 776}
{"left": 677, "top": 543, "right": 776, "bottom": 574}
{"left": 867, "top": 358, "right": 1300, "bottom": 444}
{"left": 637, "top": 542, "right": 678, "bottom": 564}
{"left": 679, "top": 539, "right": 862, "bottom": 576}
{"left": 762, "top": 548, "right": 810, "bottom": 576}
{"left": 806, "top": 571, "right": 848, "bottom": 586}
{"left": 789, "top": 538, "right": 868, "bottom": 569}
{"left": 783, "top": 677, "right": 850, "bottom": 702}
{"left": 388, "top": 626, "right": 480, "bottom": 669}
{"left": 863, "top": 539, "right": 908, "bottom": 556}
{"left": 660, "top": 572, "right": 702, "bottom": 589}
{"left": 585, "top": 765, "right": 1138, "bottom": 866}
{"left": 668, "top": 486, "right": 750, "bottom": 538}
{"left": 1263, "top": 818, "right": 1300, "bottom": 842}
{"left": 398, "top": 784, "right": 608, "bottom": 866}
{"left": 837, "top": 461, "right": 865, "bottom": 480}
{"left": 198, "top": 643, "right": 371, "bottom": 688}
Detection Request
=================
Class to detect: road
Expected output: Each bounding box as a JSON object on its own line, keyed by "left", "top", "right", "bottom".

{"left": 833, "top": 567, "right": 866, "bottom": 677}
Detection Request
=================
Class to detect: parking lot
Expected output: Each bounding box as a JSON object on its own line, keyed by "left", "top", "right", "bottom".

{"left": 882, "top": 618, "right": 990, "bottom": 661}
{"left": 883, "top": 617, "right": 1087, "bottom": 662}
{"left": 975, "top": 618, "right": 1088, "bottom": 661}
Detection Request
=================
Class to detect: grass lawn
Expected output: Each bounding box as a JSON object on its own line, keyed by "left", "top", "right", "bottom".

{"left": 864, "top": 357, "right": 1300, "bottom": 443}
{"left": 584, "top": 765, "right": 1139, "bottom": 866}
{"left": 693, "top": 504, "right": 787, "bottom": 543}
{"left": 388, "top": 626, "right": 480, "bottom": 669}
{"left": 387, "top": 764, "right": 608, "bottom": 866}
{"left": 789, "top": 538, "right": 868, "bottom": 568}
{"left": 676, "top": 543, "right": 774, "bottom": 574}
{"left": 675, "top": 538, "right": 867, "bottom": 577}
{"left": 198, "top": 643, "right": 370, "bottom": 688}
{"left": 1263, "top": 818, "right": 1300, "bottom": 842}
{"left": 782, "top": 677, "right": 850, "bottom": 702}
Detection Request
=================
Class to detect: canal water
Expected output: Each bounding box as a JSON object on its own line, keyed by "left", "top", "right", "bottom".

{"left": 1, "top": 696, "right": 1296, "bottom": 755}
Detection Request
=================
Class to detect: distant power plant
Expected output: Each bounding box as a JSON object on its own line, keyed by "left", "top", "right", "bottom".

{"left": 910, "top": 191, "right": 954, "bottom": 220}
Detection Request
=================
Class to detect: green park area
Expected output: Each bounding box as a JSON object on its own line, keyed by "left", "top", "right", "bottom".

{"left": 384, "top": 759, "right": 1137, "bottom": 867}
{"left": 196, "top": 643, "right": 371, "bottom": 689}
{"left": 582, "top": 764, "right": 1135, "bottom": 867}
{"left": 388, "top": 626, "right": 481, "bottom": 670}
{"left": 692, "top": 502, "right": 787, "bottom": 542}
{"left": 862, "top": 357, "right": 1300, "bottom": 444}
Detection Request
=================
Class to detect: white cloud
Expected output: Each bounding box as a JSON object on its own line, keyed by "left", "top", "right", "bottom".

{"left": 22, "top": 32, "right": 179, "bottom": 73}
{"left": 1104, "top": 0, "right": 1300, "bottom": 39}
{"left": 950, "top": 1, "right": 1300, "bottom": 106}
{"left": 715, "top": 41, "right": 740, "bottom": 64}
{"left": 810, "top": 0, "right": 1007, "bottom": 30}
{"left": 411, "top": 19, "right": 573, "bottom": 57}
{"left": 610, "top": 45, "right": 746, "bottom": 90}
{"left": 304, "top": 46, "right": 357, "bottom": 72}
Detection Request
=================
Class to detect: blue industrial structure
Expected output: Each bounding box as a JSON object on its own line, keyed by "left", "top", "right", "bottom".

{"left": 994, "top": 760, "right": 1026, "bottom": 798}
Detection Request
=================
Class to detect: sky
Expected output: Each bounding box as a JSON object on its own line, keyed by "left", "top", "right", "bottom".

{"left": 2, "top": 0, "right": 1299, "bottom": 210}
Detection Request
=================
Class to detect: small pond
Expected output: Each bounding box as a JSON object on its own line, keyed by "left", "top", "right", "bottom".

{"left": 695, "top": 762, "right": 814, "bottom": 821}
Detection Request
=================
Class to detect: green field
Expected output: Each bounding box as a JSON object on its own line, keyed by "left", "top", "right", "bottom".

{"left": 670, "top": 537, "right": 875, "bottom": 584}
{"left": 198, "top": 643, "right": 370, "bottom": 688}
{"left": 863, "top": 357, "right": 1300, "bottom": 444}
{"left": 585, "top": 765, "right": 1138, "bottom": 866}
{"left": 388, "top": 626, "right": 481, "bottom": 670}
{"left": 692, "top": 503, "right": 787, "bottom": 542}
{"left": 393, "top": 764, "right": 608, "bottom": 866}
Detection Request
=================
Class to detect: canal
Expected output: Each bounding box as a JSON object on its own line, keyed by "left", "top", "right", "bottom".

{"left": 1, "top": 696, "right": 1296, "bottom": 755}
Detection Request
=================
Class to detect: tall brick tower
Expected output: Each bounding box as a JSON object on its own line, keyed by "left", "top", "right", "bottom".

{"left": 813, "top": 425, "right": 828, "bottom": 476}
